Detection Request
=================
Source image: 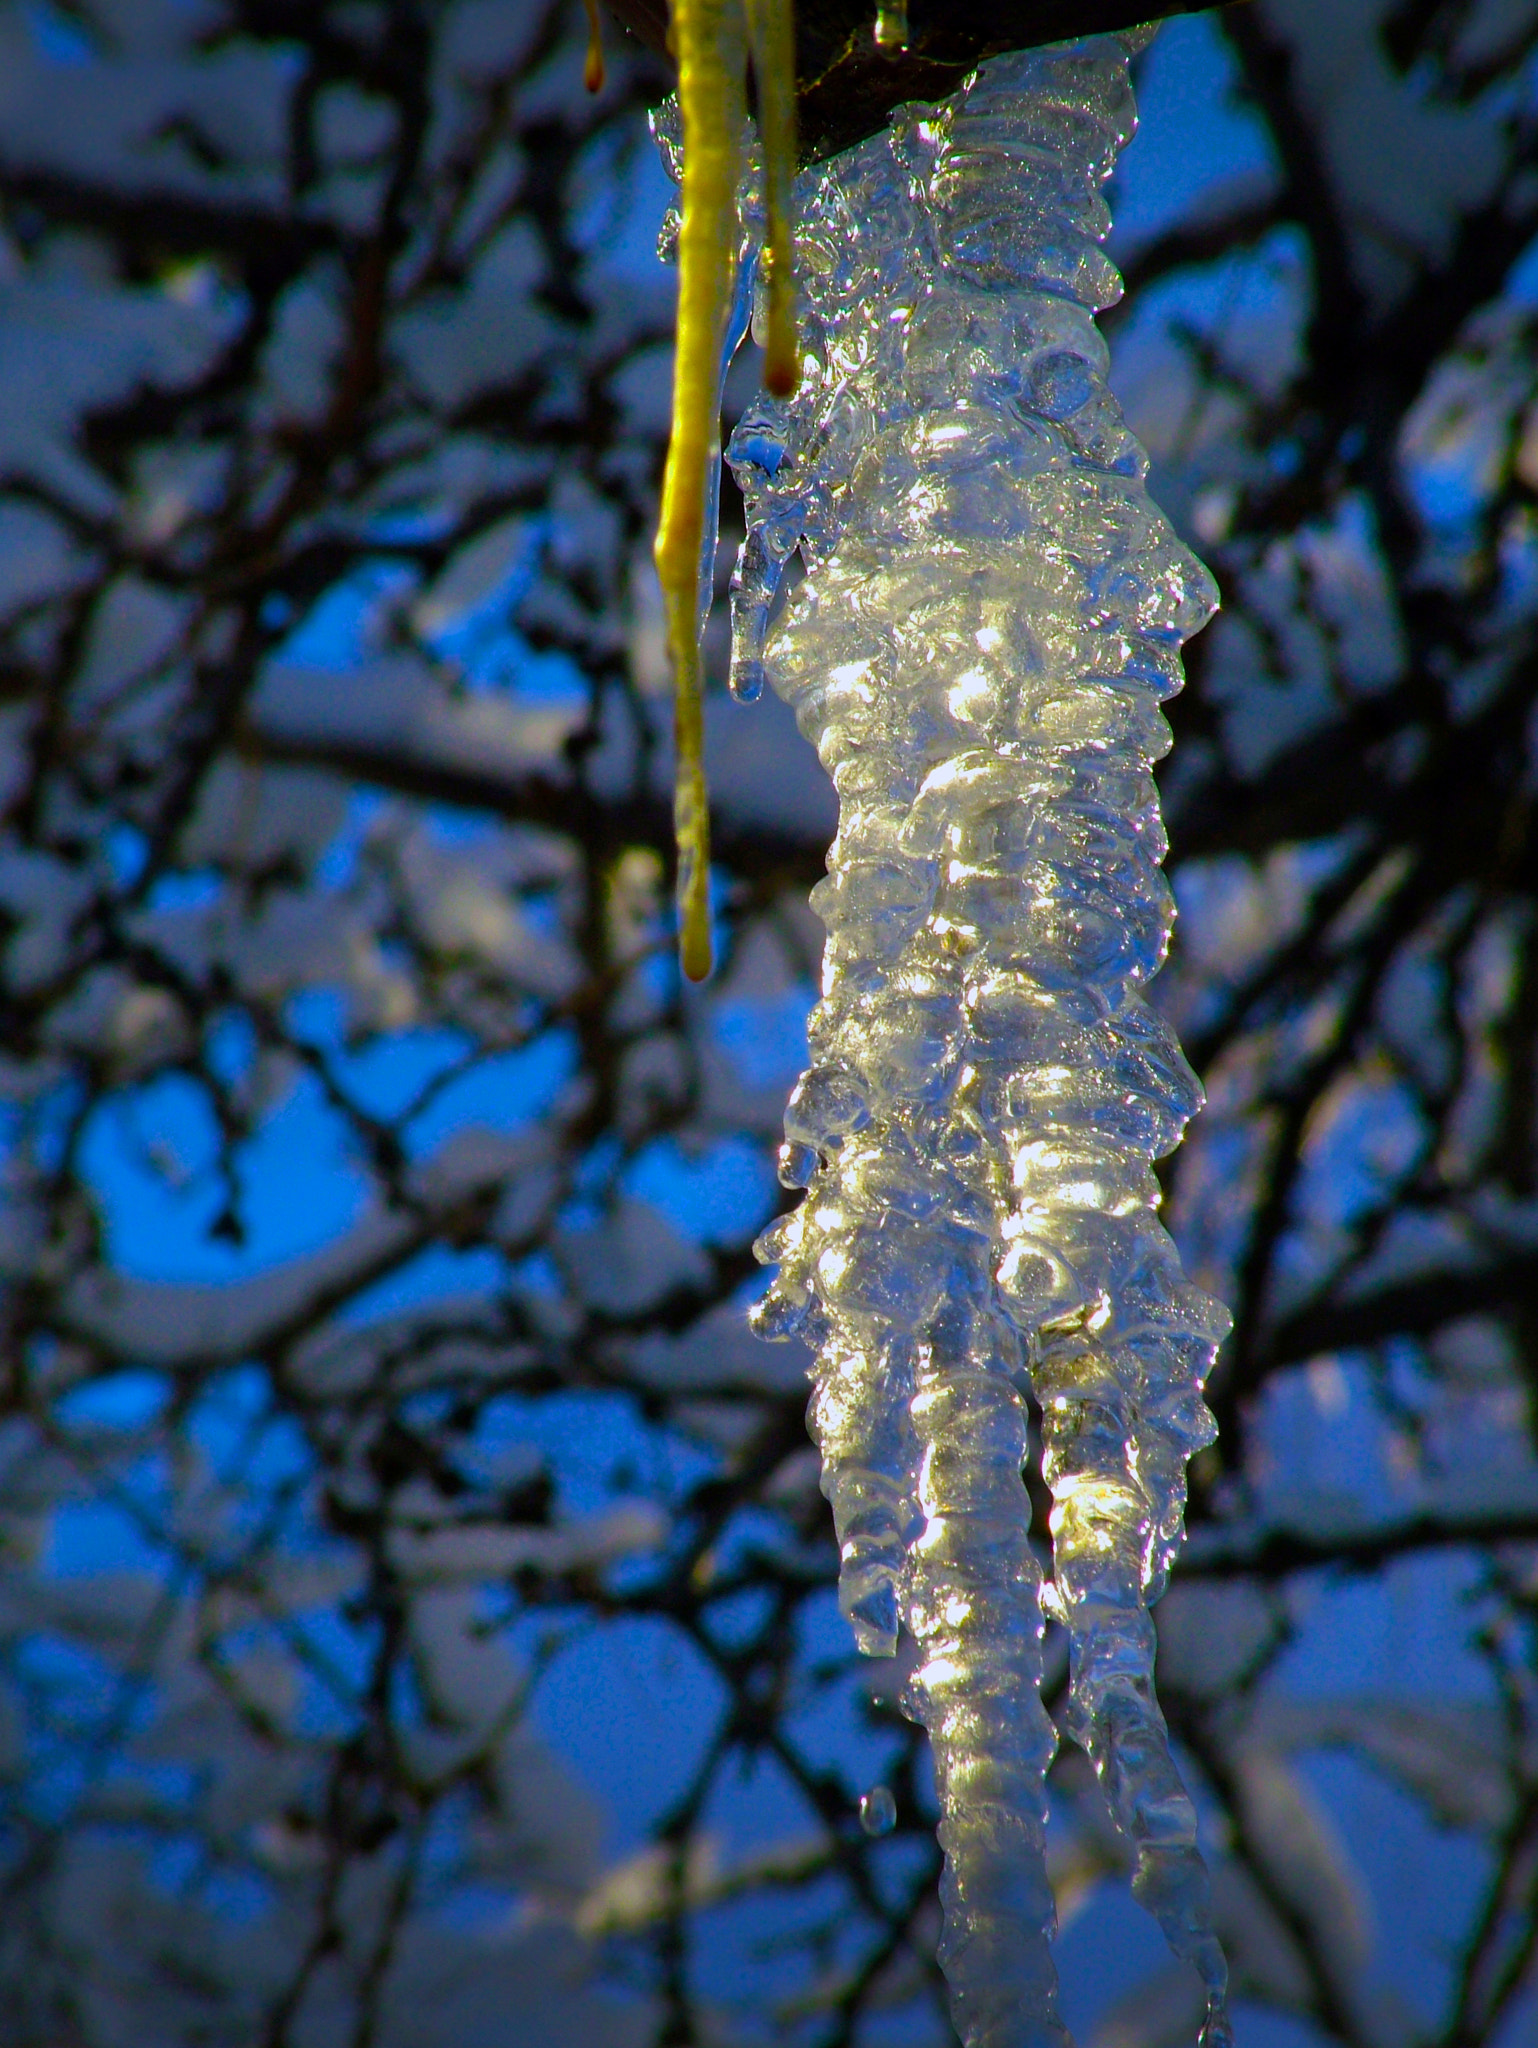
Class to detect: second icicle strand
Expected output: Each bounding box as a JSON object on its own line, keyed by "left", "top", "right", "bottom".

{"left": 731, "top": 30, "right": 1233, "bottom": 2048}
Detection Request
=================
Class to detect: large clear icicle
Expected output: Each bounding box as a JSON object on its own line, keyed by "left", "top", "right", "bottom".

{"left": 662, "top": 28, "right": 1230, "bottom": 2046}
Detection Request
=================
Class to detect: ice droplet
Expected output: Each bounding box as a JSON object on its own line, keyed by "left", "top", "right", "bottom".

{"left": 858, "top": 1784, "right": 897, "bottom": 1836}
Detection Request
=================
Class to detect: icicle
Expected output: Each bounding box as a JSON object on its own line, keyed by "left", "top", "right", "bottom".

{"left": 726, "top": 32, "right": 1233, "bottom": 2048}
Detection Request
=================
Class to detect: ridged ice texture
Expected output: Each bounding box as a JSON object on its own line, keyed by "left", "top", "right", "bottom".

{"left": 731, "top": 35, "right": 1233, "bottom": 2048}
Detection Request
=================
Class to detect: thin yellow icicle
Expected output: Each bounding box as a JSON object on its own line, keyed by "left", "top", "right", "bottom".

{"left": 582, "top": 0, "right": 605, "bottom": 93}
{"left": 747, "top": 0, "right": 799, "bottom": 399}
{"left": 656, "top": 0, "right": 743, "bottom": 981}
{"left": 655, "top": 0, "right": 797, "bottom": 981}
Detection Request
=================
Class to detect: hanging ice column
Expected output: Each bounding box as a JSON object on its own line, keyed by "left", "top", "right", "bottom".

{"left": 731, "top": 30, "right": 1232, "bottom": 2048}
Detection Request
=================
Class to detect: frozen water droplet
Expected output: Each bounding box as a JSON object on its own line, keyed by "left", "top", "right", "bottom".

{"left": 1025, "top": 348, "right": 1094, "bottom": 420}
{"left": 778, "top": 1141, "right": 818, "bottom": 1188}
{"left": 858, "top": 1785, "right": 897, "bottom": 1836}
{"left": 729, "top": 657, "right": 765, "bottom": 703}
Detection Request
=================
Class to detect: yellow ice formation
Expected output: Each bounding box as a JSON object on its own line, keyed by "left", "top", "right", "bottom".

{"left": 582, "top": 0, "right": 605, "bottom": 93}
{"left": 654, "top": 0, "right": 798, "bottom": 980}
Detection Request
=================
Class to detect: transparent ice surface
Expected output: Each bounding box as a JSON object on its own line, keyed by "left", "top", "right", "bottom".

{"left": 663, "top": 30, "right": 1232, "bottom": 2047}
